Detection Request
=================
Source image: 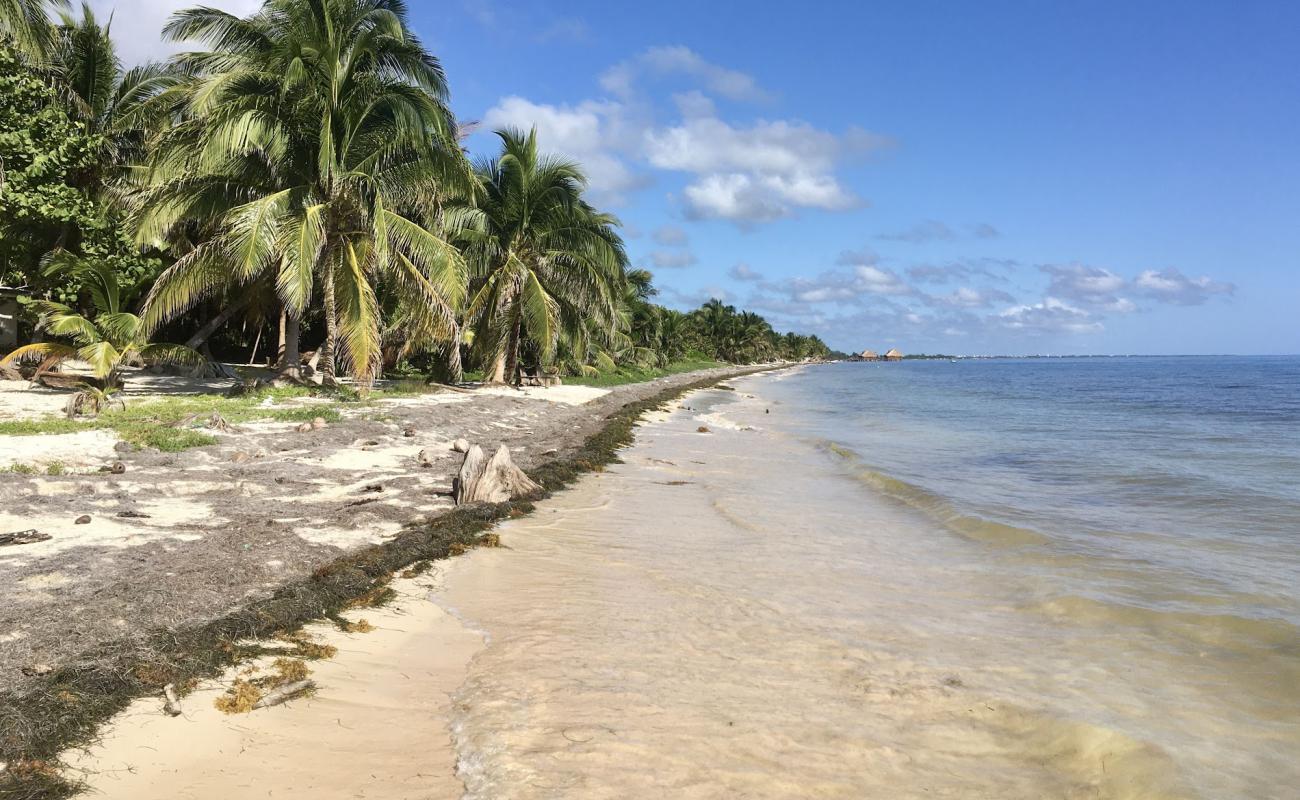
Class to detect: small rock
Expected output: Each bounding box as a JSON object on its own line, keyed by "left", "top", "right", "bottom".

{"left": 451, "top": 438, "right": 470, "bottom": 453}
{"left": 311, "top": 417, "right": 327, "bottom": 430}
{"left": 113, "top": 441, "right": 131, "bottom": 453}
{"left": 403, "top": 426, "right": 417, "bottom": 437}
{"left": 109, "top": 461, "right": 126, "bottom": 474}
{"left": 295, "top": 422, "right": 313, "bottom": 433}
{"left": 416, "top": 449, "right": 433, "bottom": 468}
{"left": 697, "top": 426, "right": 710, "bottom": 433}
{"left": 74, "top": 515, "right": 92, "bottom": 525}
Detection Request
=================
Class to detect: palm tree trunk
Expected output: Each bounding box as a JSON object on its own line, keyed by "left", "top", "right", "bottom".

{"left": 503, "top": 316, "right": 522, "bottom": 386}
{"left": 321, "top": 264, "right": 337, "bottom": 386}
{"left": 276, "top": 307, "right": 287, "bottom": 366}
{"left": 184, "top": 297, "right": 248, "bottom": 350}
{"left": 279, "top": 314, "right": 302, "bottom": 379}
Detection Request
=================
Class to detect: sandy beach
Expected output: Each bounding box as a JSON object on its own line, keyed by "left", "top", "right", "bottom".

{"left": 0, "top": 365, "right": 769, "bottom": 797}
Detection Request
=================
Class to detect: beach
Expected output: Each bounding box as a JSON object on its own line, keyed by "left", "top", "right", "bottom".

{"left": 7, "top": 358, "right": 1300, "bottom": 798}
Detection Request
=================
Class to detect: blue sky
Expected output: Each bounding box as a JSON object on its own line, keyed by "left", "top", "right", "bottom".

{"left": 113, "top": 0, "right": 1300, "bottom": 354}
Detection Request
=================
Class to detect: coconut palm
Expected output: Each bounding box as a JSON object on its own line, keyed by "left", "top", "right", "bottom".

{"left": 1, "top": 256, "right": 203, "bottom": 394}
{"left": 135, "top": 0, "right": 473, "bottom": 384}
{"left": 51, "top": 3, "right": 181, "bottom": 188}
{"left": 458, "top": 128, "right": 627, "bottom": 384}
{"left": 0, "top": 0, "right": 63, "bottom": 59}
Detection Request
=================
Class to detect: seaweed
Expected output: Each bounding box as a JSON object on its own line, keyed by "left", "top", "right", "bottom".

{"left": 0, "top": 365, "right": 771, "bottom": 799}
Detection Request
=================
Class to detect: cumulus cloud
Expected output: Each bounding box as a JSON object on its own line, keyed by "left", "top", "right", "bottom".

{"left": 89, "top": 0, "right": 261, "bottom": 65}
{"left": 646, "top": 116, "right": 877, "bottom": 223}
{"left": 933, "top": 286, "right": 1016, "bottom": 308}
{"left": 728, "top": 263, "right": 763, "bottom": 281}
{"left": 1039, "top": 263, "right": 1135, "bottom": 312}
{"left": 601, "top": 46, "right": 770, "bottom": 103}
{"left": 647, "top": 250, "right": 697, "bottom": 269}
{"left": 652, "top": 225, "right": 688, "bottom": 246}
{"left": 1135, "top": 268, "right": 1235, "bottom": 306}
{"left": 998, "top": 297, "right": 1102, "bottom": 334}
{"left": 481, "top": 96, "right": 650, "bottom": 204}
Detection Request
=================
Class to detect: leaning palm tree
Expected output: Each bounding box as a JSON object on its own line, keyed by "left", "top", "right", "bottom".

{"left": 457, "top": 128, "right": 628, "bottom": 384}
{"left": 135, "top": 0, "right": 473, "bottom": 385}
{"left": 0, "top": 0, "right": 64, "bottom": 60}
{"left": 2, "top": 256, "right": 203, "bottom": 407}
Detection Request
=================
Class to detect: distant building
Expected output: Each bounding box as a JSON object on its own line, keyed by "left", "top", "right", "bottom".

{"left": 858, "top": 349, "right": 879, "bottom": 361}
{"left": 883, "top": 348, "right": 903, "bottom": 361}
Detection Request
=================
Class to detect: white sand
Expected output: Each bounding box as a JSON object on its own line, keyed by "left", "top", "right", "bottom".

{"left": 63, "top": 572, "right": 484, "bottom": 799}
{"left": 471, "top": 383, "right": 610, "bottom": 405}
{"left": 0, "top": 429, "right": 120, "bottom": 469}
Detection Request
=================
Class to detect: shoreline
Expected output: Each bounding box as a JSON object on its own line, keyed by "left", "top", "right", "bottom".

{"left": 0, "top": 364, "right": 793, "bottom": 798}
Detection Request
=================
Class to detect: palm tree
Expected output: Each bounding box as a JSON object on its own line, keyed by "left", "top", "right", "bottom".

{"left": 51, "top": 3, "right": 181, "bottom": 189}
{"left": 2, "top": 255, "right": 202, "bottom": 391}
{"left": 0, "top": 0, "right": 63, "bottom": 60}
{"left": 458, "top": 128, "right": 627, "bottom": 384}
{"left": 135, "top": 0, "right": 472, "bottom": 385}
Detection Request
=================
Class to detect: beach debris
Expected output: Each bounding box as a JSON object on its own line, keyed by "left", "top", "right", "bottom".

{"left": 403, "top": 426, "right": 417, "bottom": 437}
{"left": 453, "top": 444, "right": 542, "bottom": 504}
{"left": 115, "top": 510, "right": 151, "bottom": 519}
{"left": 451, "top": 437, "right": 470, "bottom": 453}
{"left": 311, "top": 416, "right": 327, "bottom": 430}
{"left": 294, "top": 421, "right": 312, "bottom": 433}
{"left": 74, "top": 515, "right": 91, "bottom": 525}
{"left": 1, "top": 529, "right": 50, "bottom": 547}
{"left": 342, "top": 496, "right": 381, "bottom": 509}
{"left": 416, "top": 449, "right": 434, "bottom": 468}
{"left": 21, "top": 663, "right": 53, "bottom": 677}
{"left": 697, "top": 426, "right": 710, "bottom": 433}
{"left": 169, "top": 411, "right": 236, "bottom": 433}
{"left": 162, "top": 684, "right": 183, "bottom": 716}
{"left": 350, "top": 438, "right": 380, "bottom": 448}
{"left": 253, "top": 680, "right": 315, "bottom": 709}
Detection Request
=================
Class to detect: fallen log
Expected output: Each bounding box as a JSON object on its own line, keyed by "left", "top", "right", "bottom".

{"left": 453, "top": 443, "right": 542, "bottom": 505}
{"left": 252, "top": 680, "right": 314, "bottom": 710}
{"left": 0, "top": 530, "right": 50, "bottom": 547}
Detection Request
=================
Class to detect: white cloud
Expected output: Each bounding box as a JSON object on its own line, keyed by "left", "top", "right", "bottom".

{"left": 934, "top": 286, "right": 1015, "bottom": 308}
{"left": 877, "top": 220, "right": 1001, "bottom": 244}
{"left": 646, "top": 116, "right": 874, "bottom": 223}
{"left": 90, "top": 0, "right": 261, "bottom": 65}
{"left": 1135, "top": 268, "right": 1235, "bottom": 306}
{"left": 481, "top": 95, "right": 649, "bottom": 204}
{"left": 998, "top": 297, "right": 1102, "bottom": 334}
{"left": 601, "top": 46, "right": 770, "bottom": 103}
{"left": 729, "top": 263, "right": 763, "bottom": 281}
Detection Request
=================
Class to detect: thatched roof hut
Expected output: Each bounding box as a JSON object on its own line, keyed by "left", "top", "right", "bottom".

{"left": 883, "top": 348, "right": 903, "bottom": 361}
{"left": 859, "top": 349, "right": 879, "bottom": 361}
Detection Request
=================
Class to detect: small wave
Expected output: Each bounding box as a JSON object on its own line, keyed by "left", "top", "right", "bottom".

{"left": 1035, "top": 594, "right": 1300, "bottom": 655}
{"left": 819, "top": 440, "right": 1049, "bottom": 546}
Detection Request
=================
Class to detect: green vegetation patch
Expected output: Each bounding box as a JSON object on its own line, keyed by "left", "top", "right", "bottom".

{"left": 565, "top": 357, "right": 726, "bottom": 388}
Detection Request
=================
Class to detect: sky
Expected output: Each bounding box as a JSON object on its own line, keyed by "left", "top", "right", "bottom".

{"left": 100, "top": 0, "right": 1300, "bottom": 355}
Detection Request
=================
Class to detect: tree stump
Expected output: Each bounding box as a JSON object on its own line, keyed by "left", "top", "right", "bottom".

{"left": 454, "top": 444, "right": 542, "bottom": 505}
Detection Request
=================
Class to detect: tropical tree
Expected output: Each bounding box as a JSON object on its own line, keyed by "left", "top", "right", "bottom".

{"left": 135, "top": 0, "right": 472, "bottom": 384}
{"left": 0, "top": 0, "right": 62, "bottom": 60}
{"left": 458, "top": 127, "right": 627, "bottom": 384}
{"left": 1, "top": 256, "right": 203, "bottom": 392}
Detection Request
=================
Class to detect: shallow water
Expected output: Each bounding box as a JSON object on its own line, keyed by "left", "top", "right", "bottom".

{"left": 437, "top": 358, "right": 1299, "bottom": 798}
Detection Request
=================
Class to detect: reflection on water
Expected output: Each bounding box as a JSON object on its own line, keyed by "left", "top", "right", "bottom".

{"left": 436, "top": 362, "right": 1299, "bottom": 799}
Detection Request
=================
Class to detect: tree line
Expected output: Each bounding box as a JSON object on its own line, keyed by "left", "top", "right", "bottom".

{"left": 0, "top": 0, "right": 831, "bottom": 387}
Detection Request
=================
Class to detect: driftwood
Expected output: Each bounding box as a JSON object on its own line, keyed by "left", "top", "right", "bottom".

{"left": 162, "top": 684, "right": 183, "bottom": 717}
{"left": 252, "top": 680, "right": 314, "bottom": 709}
{"left": 453, "top": 444, "right": 542, "bottom": 505}
{"left": 0, "top": 361, "right": 23, "bottom": 381}
{"left": 1, "top": 529, "right": 50, "bottom": 547}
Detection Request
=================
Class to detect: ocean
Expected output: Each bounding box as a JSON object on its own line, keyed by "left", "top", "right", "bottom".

{"left": 435, "top": 356, "right": 1300, "bottom": 798}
